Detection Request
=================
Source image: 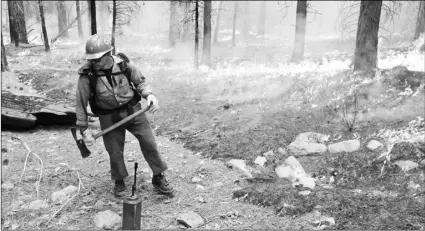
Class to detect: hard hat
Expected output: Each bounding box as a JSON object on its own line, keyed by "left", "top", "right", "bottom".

{"left": 84, "top": 34, "right": 113, "bottom": 60}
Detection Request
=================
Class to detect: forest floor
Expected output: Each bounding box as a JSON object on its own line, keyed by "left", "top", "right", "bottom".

{"left": 1, "top": 33, "right": 425, "bottom": 230}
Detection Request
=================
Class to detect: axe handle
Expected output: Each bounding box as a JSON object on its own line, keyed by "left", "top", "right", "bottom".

{"left": 93, "top": 104, "right": 151, "bottom": 140}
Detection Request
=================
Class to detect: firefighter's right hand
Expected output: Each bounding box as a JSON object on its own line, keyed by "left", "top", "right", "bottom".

{"left": 80, "top": 128, "right": 95, "bottom": 146}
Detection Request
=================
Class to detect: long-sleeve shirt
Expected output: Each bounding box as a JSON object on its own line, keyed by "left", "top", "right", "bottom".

{"left": 75, "top": 55, "right": 153, "bottom": 128}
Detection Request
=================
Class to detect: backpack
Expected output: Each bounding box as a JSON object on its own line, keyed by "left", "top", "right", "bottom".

{"left": 87, "top": 53, "right": 141, "bottom": 116}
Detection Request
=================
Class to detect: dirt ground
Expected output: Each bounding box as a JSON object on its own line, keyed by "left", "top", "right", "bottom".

{"left": 1, "top": 34, "right": 425, "bottom": 230}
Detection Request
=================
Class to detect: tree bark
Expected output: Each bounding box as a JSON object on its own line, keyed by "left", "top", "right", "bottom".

{"left": 89, "top": 0, "right": 97, "bottom": 35}
{"left": 57, "top": 1, "right": 69, "bottom": 38}
{"left": 76, "top": 0, "right": 84, "bottom": 40}
{"left": 202, "top": 0, "right": 212, "bottom": 67}
{"left": 8, "top": 1, "right": 19, "bottom": 46}
{"left": 111, "top": 0, "right": 117, "bottom": 54}
{"left": 38, "top": 0, "right": 50, "bottom": 52}
{"left": 182, "top": 1, "right": 191, "bottom": 42}
{"left": 258, "top": 1, "right": 266, "bottom": 37}
{"left": 195, "top": 0, "right": 199, "bottom": 69}
{"left": 213, "top": 1, "right": 223, "bottom": 44}
{"left": 414, "top": 1, "right": 425, "bottom": 40}
{"left": 232, "top": 2, "right": 238, "bottom": 47}
{"left": 169, "top": 0, "right": 178, "bottom": 48}
{"left": 290, "top": 0, "right": 307, "bottom": 63}
{"left": 242, "top": 1, "right": 250, "bottom": 42}
{"left": 1, "top": 35, "right": 9, "bottom": 72}
{"left": 353, "top": 0, "right": 382, "bottom": 72}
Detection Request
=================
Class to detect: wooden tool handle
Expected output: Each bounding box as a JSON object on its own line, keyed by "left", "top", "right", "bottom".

{"left": 93, "top": 104, "right": 151, "bottom": 140}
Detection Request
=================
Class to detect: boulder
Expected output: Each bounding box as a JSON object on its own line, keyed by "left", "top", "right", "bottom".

{"left": 394, "top": 160, "right": 419, "bottom": 172}
{"left": 328, "top": 140, "right": 360, "bottom": 153}
{"left": 51, "top": 185, "right": 78, "bottom": 204}
{"left": 254, "top": 156, "right": 267, "bottom": 167}
{"left": 367, "top": 140, "right": 384, "bottom": 151}
{"left": 177, "top": 211, "right": 205, "bottom": 228}
{"left": 288, "top": 141, "right": 327, "bottom": 156}
{"left": 93, "top": 210, "right": 121, "bottom": 230}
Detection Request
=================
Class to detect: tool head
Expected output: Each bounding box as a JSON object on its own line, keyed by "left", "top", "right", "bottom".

{"left": 71, "top": 127, "right": 91, "bottom": 158}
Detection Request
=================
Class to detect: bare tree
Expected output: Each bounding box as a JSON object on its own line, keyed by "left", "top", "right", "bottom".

{"left": 169, "top": 0, "right": 178, "bottom": 48}
{"left": 89, "top": 0, "right": 97, "bottom": 35}
{"left": 195, "top": 0, "right": 199, "bottom": 69}
{"left": 232, "top": 2, "right": 238, "bottom": 47}
{"left": 38, "top": 0, "right": 50, "bottom": 52}
{"left": 111, "top": 0, "right": 117, "bottom": 54}
{"left": 290, "top": 0, "right": 307, "bottom": 63}
{"left": 414, "top": 0, "right": 425, "bottom": 40}
{"left": 57, "top": 1, "right": 69, "bottom": 38}
{"left": 182, "top": 1, "right": 192, "bottom": 42}
{"left": 353, "top": 0, "right": 382, "bottom": 72}
{"left": 1, "top": 35, "right": 9, "bottom": 72}
{"left": 202, "top": 0, "right": 212, "bottom": 67}
{"left": 8, "top": 1, "right": 29, "bottom": 45}
{"left": 76, "top": 0, "right": 84, "bottom": 40}
{"left": 8, "top": 1, "right": 19, "bottom": 47}
{"left": 242, "top": 1, "right": 250, "bottom": 42}
{"left": 258, "top": 1, "right": 266, "bottom": 37}
{"left": 213, "top": 1, "right": 223, "bottom": 44}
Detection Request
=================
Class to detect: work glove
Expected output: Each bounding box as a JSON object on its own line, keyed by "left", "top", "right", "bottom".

{"left": 147, "top": 94, "right": 159, "bottom": 113}
{"left": 80, "top": 128, "right": 95, "bottom": 146}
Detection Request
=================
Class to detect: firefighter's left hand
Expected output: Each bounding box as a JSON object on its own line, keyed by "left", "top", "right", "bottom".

{"left": 147, "top": 94, "right": 159, "bottom": 113}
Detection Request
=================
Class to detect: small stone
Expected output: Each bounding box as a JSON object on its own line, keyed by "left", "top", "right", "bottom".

{"left": 196, "top": 184, "right": 206, "bottom": 191}
{"left": 407, "top": 181, "right": 421, "bottom": 191}
{"left": 420, "top": 159, "right": 425, "bottom": 166}
{"left": 254, "top": 156, "right": 267, "bottom": 167}
{"left": 191, "top": 177, "right": 202, "bottom": 183}
{"left": 367, "top": 140, "right": 384, "bottom": 151}
{"left": 394, "top": 160, "right": 419, "bottom": 172}
{"left": 298, "top": 176, "right": 316, "bottom": 190}
{"left": 283, "top": 156, "right": 306, "bottom": 177}
{"left": 2, "top": 181, "right": 14, "bottom": 190}
{"left": 277, "top": 148, "right": 287, "bottom": 155}
{"left": 328, "top": 139, "right": 361, "bottom": 153}
{"left": 213, "top": 182, "right": 223, "bottom": 187}
{"left": 93, "top": 210, "right": 121, "bottom": 229}
{"left": 177, "top": 211, "right": 205, "bottom": 228}
{"left": 298, "top": 190, "right": 311, "bottom": 196}
{"left": 288, "top": 141, "right": 327, "bottom": 156}
{"left": 227, "top": 159, "right": 253, "bottom": 178}
{"left": 263, "top": 150, "right": 275, "bottom": 157}
{"left": 94, "top": 200, "right": 105, "bottom": 209}
{"left": 52, "top": 185, "right": 78, "bottom": 204}
{"left": 21, "top": 200, "right": 49, "bottom": 210}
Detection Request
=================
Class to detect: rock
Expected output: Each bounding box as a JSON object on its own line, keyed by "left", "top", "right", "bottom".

{"left": 298, "top": 190, "right": 311, "bottom": 196}
{"left": 177, "top": 211, "right": 205, "bottom": 228}
{"left": 283, "top": 156, "right": 306, "bottom": 177}
{"left": 275, "top": 165, "right": 297, "bottom": 182}
{"left": 51, "top": 185, "right": 78, "bottom": 204}
{"left": 294, "top": 132, "right": 330, "bottom": 143}
{"left": 328, "top": 139, "right": 360, "bottom": 153}
{"left": 94, "top": 200, "right": 105, "bottom": 209}
{"left": 263, "top": 150, "right": 274, "bottom": 157}
{"left": 367, "top": 140, "right": 384, "bottom": 151}
{"left": 297, "top": 176, "right": 316, "bottom": 190}
{"left": 93, "top": 210, "right": 121, "bottom": 229}
{"left": 288, "top": 141, "right": 327, "bottom": 156}
{"left": 313, "top": 216, "right": 335, "bottom": 230}
{"left": 196, "top": 184, "right": 206, "bottom": 191}
{"left": 407, "top": 181, "right": 421, "bottom": 191}
{"left": 191, "top": 177, "right": 202, "bottom": 183}
{"left": 394, "top": 160, "right": 419, "bottom": 172}
{"left": 213, "top": 182, "right": 223, "bottom": 187}
{"left": 420, "top": 159, "right": 425, "bottom": 166}
{"left": 21, "top": 200, "right": 49, "bottom": 210}
{"left": 277, "top": 147, "right": 287, "bottom": 155}
{"left": 389, "top": 142, "right": 424, "bottom": 162}
{"left": 2, "top": 181, "right": 14, "bottom": 190}
{"left": 254, "top": 156, "right": 267, "bottom": 167}
{"left": 227, "top": 159, "right": 253, "bottom": 178}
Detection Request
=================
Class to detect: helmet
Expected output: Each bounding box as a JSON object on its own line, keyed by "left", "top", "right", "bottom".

{"left": 84, "top": 34, "right": 113, "bottom": 60}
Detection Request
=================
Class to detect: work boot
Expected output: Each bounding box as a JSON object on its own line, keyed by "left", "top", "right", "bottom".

{"left": 152, "top": 173, "right": 174, "bottom": 195}
{"left": 114, "top": 180, "right": 127, "bottom": 197}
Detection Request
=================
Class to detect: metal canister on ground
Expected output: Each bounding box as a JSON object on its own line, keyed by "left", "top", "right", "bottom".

{"left": 122, "top": 162, "right": 142, "bottom": 230}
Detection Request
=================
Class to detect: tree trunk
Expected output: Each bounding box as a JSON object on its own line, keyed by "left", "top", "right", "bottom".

{"left": 353, "top": 0, "right": 382, "bottom": 72}
{"left": 182, "top": 1, "right": 191, "bottom": 42}
{"left": 76, "top": 0, "right": 84, "bottom": 40}
{"left": 194, "top": 0, "right": 199, "bottom": 69}
{"left": 57, "top": 1, "right": 69, "bottom": 38}
{"left": 202, "top": 0, "right": 212, "bottom": 67}
{"left": 16, "top": 1, "right": 29, "bottom": 44}
{"left": 290, "top": 0, "right": 307, "bottom": 63}
{"left": 232, "top": 2, "right": 238, "bottom": 47}
{"left": 213, "top": 1, "right": 223, "bottom": 44}
{"left": 414, "top": 1, "right": 425, "bottom": 40}
{"left": 38, "top": 0, "right": 50, "bottom": 52}
{"left": 1, "top": 35, "right": 9, "bottom": 72}
{"left": 258, "top": 1, "right": 266, "bottom": 37}
{"left": 8, "top": 1, "right": 19, "bottom": 46}
{"left": 242, "top": 1, "right": 250, "bottom": 42}
{"left": 111, "top": 0, "right": 117, "bottom": 55}
{"left": 89, "top": 0, "right": 97, "bottom": 35}
{"left": 169, "top": 0, "right": 178, "bottom": 48}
